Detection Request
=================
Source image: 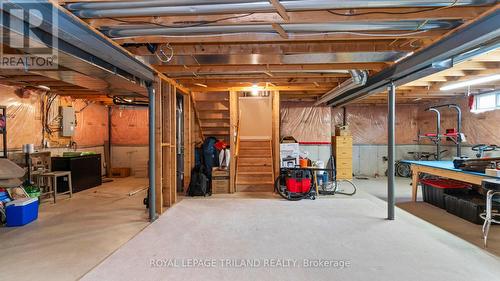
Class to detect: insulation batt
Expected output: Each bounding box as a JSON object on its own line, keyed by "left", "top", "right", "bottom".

{"left": 282, "top": 97, "right": 498, "bottom": 146}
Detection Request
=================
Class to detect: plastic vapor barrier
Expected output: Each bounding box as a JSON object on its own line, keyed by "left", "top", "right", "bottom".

{"left": 332, "top": 104, "right": 419, "bottom": 145}
{"left": 111, "top": 107, "right": 149, "bottom": 145}
{"left": 280, "top": 101, "right": 331, "bottom": 143}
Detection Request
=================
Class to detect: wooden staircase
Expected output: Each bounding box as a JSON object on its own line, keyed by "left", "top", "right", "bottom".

{"left": 236, "top": 139, "right": 274, "bottom": 192}
{"left": 192, "top": 92, "right": 230, "bottom": 142}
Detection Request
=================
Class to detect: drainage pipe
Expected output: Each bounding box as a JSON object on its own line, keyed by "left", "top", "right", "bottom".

{"left": 67, "top": 0, "right": 269, "bottom": 10}
{"left": 147, "top": 83, "right": 157, "bottom": 222}
{"left": 102, "top": 21, "right": 460, "bottom": 38}
{"left": 314, "top": 70, "right": 367, "bottom": 106}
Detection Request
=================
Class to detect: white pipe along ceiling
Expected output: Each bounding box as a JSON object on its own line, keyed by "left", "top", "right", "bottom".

{"left": 67, "top": 0, "right": 495, "bottom": 18}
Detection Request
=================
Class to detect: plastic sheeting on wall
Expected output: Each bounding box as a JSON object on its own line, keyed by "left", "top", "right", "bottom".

{"left": 280, "top": 101, "right": 331, "bottom": 143}
{"left": 111, "top": 107, "right": 149, "bottom": 145}
{"left": 331, "top": 104, "right": 419, "bottom": 145}
{"left": 418, "top": 97, "right": 500, "bottom": 146}
{"left": 72, "top": 100, "right": 108, "bottom": 147}
{"left": 0, "top": 84, "right": 109, "bottom": 150}
{"left": 0, "top": 85, "right": 42, "bottom": 149}
{"left": 281, "top": 99, "right": 498, "bottom": 146}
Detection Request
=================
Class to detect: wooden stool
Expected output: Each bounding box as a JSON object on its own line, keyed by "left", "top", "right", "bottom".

{"left": 39, "top": 171, "right": 73, "bottom": 203}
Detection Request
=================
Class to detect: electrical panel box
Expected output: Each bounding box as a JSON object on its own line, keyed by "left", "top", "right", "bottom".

{"left": 60, "top": 106, "right": 76, "bottom": 137}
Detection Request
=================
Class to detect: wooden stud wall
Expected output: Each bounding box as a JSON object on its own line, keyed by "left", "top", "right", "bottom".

{"left": 271, "top": 91, "right": 280, "bottom": 179}
{"left": 161, "top": 81, "right": 173, "bottom": 208}
{"left": 154, "top": 78, "right": 163, "bottom": 215}
{"left": 183, "top": 93, "right": 192, "bottom": 191}
{"left": 170, "top": 85, "right": 177, "bottom": 205}
{"left": 229, "top": 91, "right": 238, "bottom": 193}
{"left": 153, "top": 79, "right": 192, "bottom": 214}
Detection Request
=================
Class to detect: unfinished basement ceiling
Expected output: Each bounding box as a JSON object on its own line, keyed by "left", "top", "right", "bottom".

{"left": 0, "top": 2, "right": 158, "bottom": 102}
{"left": 58, "top": 0, "right": 497, "bottom": 104}
{"left": 0, "top": 1, "right": 496, "bottom": 104}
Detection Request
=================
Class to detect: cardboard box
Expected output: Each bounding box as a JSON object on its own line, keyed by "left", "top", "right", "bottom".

{"left": 111, "top": 167, "right": 131, "bottom": 178}
{"left": 486, "top": 169, "right": 500, "bottom": 177}
{"left": 212, "top": 167, "right": 230, "bottom": 194}
{"left": 335, "top": 125, "right": 351, "bottom": 136}
{"left": 212, "top": 167, "right": 229, "bottom": 177}
{"left": 280, "top": 143, "right": 300, "bottom": 168}
{"left": 212, "top": 178, "right": 229, "bottom": 194}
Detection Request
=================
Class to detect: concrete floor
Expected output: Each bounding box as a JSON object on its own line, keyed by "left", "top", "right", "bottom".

{"left": 81, "top": 185, "right": 500, "bottom": 281}
{"left": 355, "top": 177, "right": 500, "bottom": 256}
{"left": 2, "top": 177, "right": 499, "bottom": 280}
{"left": 0, "top": 177, "right": 149, "bottom": 281}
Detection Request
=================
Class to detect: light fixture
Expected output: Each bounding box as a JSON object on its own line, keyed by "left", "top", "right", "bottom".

{"left": 251, "top": 84, "right": 260, "bottom": 96}
{"left": 36, "top": 85, "right": 51, "bottom": 91}
{"left": 193, "top": 83, "right": 207, "bottom": 88}
{"left": 394, "top": 51, "right": 414, "bottom": 63}
{"left": 440, "top": 74, "right": 500, "bottom": 91}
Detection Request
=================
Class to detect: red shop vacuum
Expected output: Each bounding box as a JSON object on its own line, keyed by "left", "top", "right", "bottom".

{"left": 275, "top": 168, "right": 316, "bottom": 201}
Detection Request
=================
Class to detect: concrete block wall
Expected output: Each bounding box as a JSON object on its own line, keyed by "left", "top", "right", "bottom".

{"left": 110, "top": 145, "right": 148, "bottom": 177}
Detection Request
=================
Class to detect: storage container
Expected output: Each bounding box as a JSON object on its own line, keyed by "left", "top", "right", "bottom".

{"left": 421, "top": 179, "right": 471, "bottom": 209}
{"left": 212, "top": 168, "right": 229, "bottom": 178}
{"left": 5, "top": 197, "right": 39, "bottom": 227}
{"left": 444, "top": 194, "right": 500, "bottom": 224}
{"left": 212, "top": 168, "right": 230, "bottom": 194}
{"left": 111, "top": 167, "right": 131, "bottom": 178}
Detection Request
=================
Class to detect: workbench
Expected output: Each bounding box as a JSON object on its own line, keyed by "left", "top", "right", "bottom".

{"left": 402, "top": 160, "right": 500, "bottom": 202}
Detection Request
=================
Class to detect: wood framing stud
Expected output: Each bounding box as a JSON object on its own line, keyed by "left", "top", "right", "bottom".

{"left": 272, "top": 23, "right": 289, "bottom": 39}
{"left": 269, "top": 0, "right": 290, "bottom": 21}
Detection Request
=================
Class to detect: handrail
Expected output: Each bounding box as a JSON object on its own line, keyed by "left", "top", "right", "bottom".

{"left": 234, "top": 110, "right": 241, "bottom": 158}
{"left": 233, "top": 110, "right": 241, "bottom": 191}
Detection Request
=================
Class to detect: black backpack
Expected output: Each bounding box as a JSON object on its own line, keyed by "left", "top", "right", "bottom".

{"left": 187, "top": 164, "right": 210, "bottom": 196}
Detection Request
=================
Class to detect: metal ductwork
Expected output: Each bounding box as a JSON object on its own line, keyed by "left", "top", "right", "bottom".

{"left": 314, "top": 70, "right": 368, "bottom": 106}
{"left": 67, "top": 0, "right": 272, "bottom": 10}
{"left": 326, "top": 8, "right": 500, "bottom": 107}
{"left": 68, "top": 0, "right": 495, "bottom": 18}
{"left": 140, "top": 52, "right": 408, "bottom": 66}
{"left": 102, "top": 21, "right": 461, "bottom": 38}
{"left": 0, "top": 1, "right": 155, "bottom": 96}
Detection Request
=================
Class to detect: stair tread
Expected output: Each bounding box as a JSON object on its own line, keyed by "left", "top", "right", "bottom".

{"left": 237, "top": 171, "right": 273, "bottom": 175}
{"left": 238, "top": 163, "right": 271, "bottom": 165}
{"left": 237, "top": 181, "right": 274, "bottom": 185}
{"left": 238, "top": 156, "right": 272, "bottom": 159}
{"left": 201, "top": 125, "right": 230, "bottom": 128}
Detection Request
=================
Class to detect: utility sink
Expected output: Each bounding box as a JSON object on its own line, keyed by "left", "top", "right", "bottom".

{"left": 62, "top": 151, "right": 97, "bottom": 157}
{"left": 62, "top": 152, "right": 83, "bottom": 157}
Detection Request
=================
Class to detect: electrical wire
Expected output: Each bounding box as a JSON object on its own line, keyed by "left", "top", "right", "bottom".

{"left": 112, "top": 30, "right": 429, "bottom": 40}
{"left": 107, "top": 13, "right": 255, "bottom": 29}
{"left": 327, "top": 0, "right": 460, "bottom": 16}
{"left": 155, "top": 43, "right": 174, "bottom": 63}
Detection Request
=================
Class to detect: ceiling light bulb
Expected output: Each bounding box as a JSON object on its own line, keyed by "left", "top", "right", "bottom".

{"left": 440, "top": 74, "right": 500, "bottom": 91}
{"left": 251, "top": 84, "right": 259, "bottom": 96}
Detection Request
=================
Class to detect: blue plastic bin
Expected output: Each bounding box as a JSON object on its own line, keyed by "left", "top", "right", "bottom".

{"left": 5, "top": 198, "right": 39, "bottom": 227}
